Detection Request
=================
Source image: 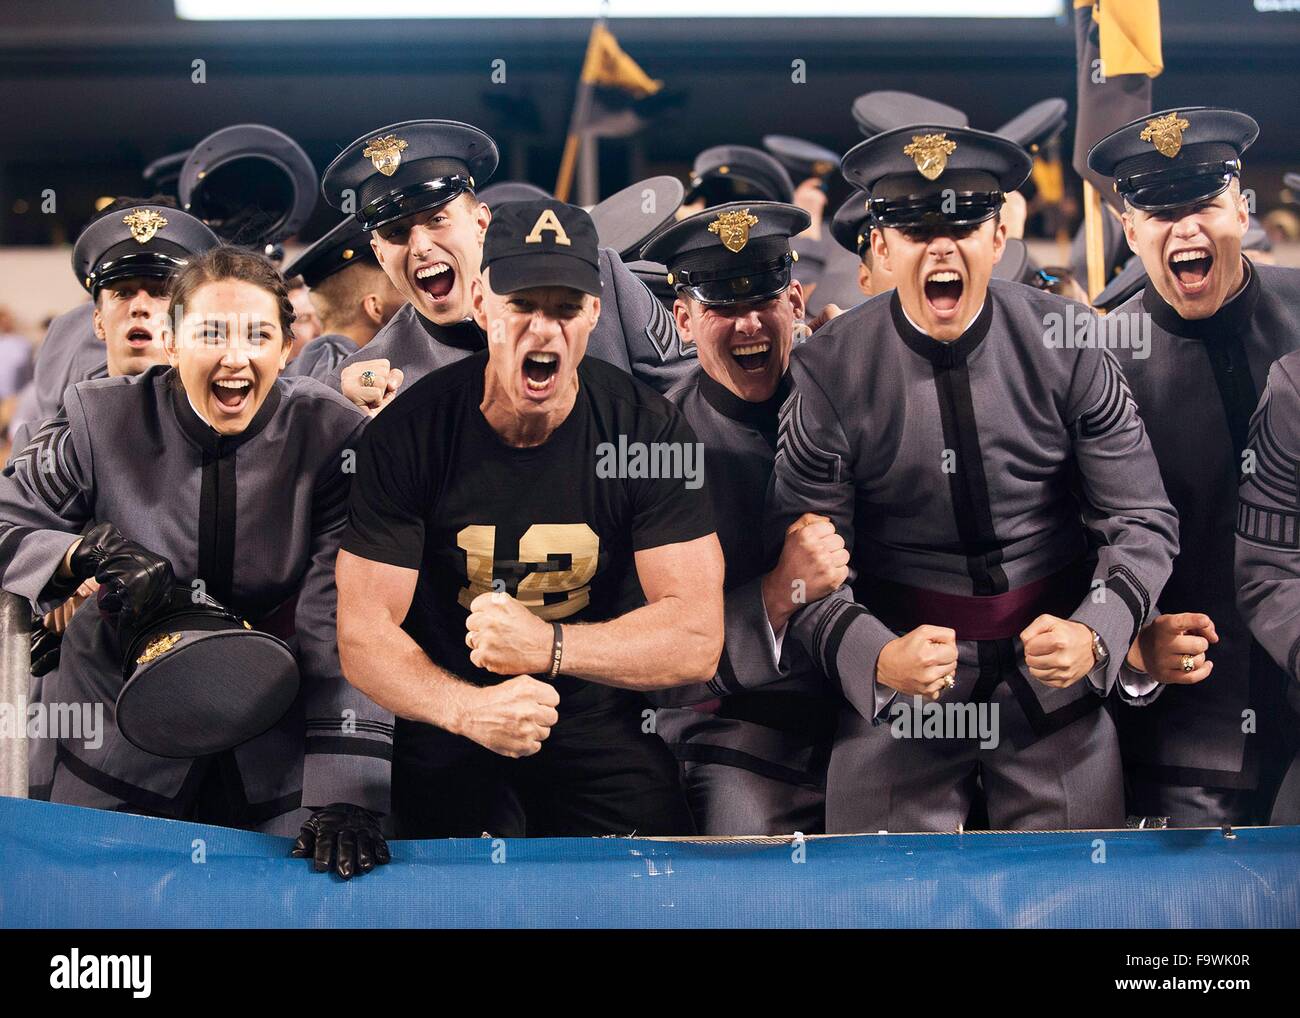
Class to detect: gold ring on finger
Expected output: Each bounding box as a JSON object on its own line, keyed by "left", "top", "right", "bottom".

{"left": 1181, "top": 654, "right": 1196, "bottom": 673}
{"left": 360, "top": 370, "right": 377, "bottom": 388}
{"left": 943, "top": 673, "right": 956, "bottom": 689}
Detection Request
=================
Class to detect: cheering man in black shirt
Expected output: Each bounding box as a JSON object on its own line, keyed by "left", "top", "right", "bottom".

{"left": 336, "top": 199, "right": 724, "bottom": 837}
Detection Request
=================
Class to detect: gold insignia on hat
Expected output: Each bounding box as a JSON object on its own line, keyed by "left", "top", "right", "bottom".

{"left": 363, "top": 134, "right": 409, "bottom": 177}
{"left": 525, "top": 208, "right": 572, "bottom": 246}
{"left": 812, "top": 159, "right": 835, "bottom": 177}
{"left": 342, "top": 248, "right": 354, "bottom": 260}
{"left": 136, "top": 632, "right": 182, "bottom": 666}
{"left": 1140, "top": 112, "right": 1191, "bottom": 159}
{"left": 903, "top": 133, "right": 957, "bottom": 181}
{"left": 708, "top": 208, "right": 759, "bottom": 253}
{"left": 123, "top": 209, "right": 168, "bottom": 244}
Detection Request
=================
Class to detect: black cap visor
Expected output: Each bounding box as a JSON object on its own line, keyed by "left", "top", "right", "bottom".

{"left": 361, "top": 175, "right": 473, "bottom": 232}
{"left": 675, "top": 253, "right": 793, "bottom": 306}
{"left": 1116, "top": 161, "right": 1240, "bottom": 212}
{"left": 88, "top": 250, "right": 187, "bottom": 296}
{"left": 868, "top": 190, "right": 1003, "bottom": 230}
{"left": 685, "top": 174, "right": 776, "bottom": 206}
{"left": 486, "top": 251, "right": 601, "bottom": 299}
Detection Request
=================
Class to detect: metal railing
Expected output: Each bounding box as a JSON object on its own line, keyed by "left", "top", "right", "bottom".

{"left": 0, "top": 590, "right": 29, "bottom": 798}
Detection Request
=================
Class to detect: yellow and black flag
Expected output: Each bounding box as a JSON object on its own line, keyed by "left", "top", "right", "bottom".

{"left": 1073, "top": 0, "right": 1163, "bottom": 202}
{"left": 555, "top": 19, "right": 663, "bottom": 202}
{"left": 1072, "top": 0, "right": 1163, "bottom": 297}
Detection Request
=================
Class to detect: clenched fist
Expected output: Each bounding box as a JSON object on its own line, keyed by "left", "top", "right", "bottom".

{"left": 808, "top": 303, "right": 844, "bottom": 333}
{"left": 341, "top": 358, "right": 404, "bottom": 415}
{"left": 762, "top": 513, "right": 850, "bottom": 631}
{"left": 1021, "top": 614, "right": 1097, "bottom": 688}
{"left": 456, "top": 675, "right": 561, "bottom": 758}
{"left": 876, "top": 624, "right": 958, "bottom": 701}
{"left": 1126, "top": 612, "right": 1218, "bottom": 685}
{"left": 466, "top": 590, "right": 553, "bottom": 675}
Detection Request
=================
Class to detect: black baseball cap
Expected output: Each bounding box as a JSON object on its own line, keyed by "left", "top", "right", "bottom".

{"left": 481, "top": 199, "right": 602, "bottom": 298}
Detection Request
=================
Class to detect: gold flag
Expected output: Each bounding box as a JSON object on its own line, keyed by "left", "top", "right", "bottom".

{"left": 580, "top": 22, "right": 662, "bottom": 97}
{"left": 1031, "top": 154, "right": 1064, "bottom": 205}
{"left": 1074, "top": 0, "right": 1163, "bottom": 78}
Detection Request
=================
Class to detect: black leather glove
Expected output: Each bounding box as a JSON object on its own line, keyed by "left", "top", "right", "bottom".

{"left": 291, "top": 803, "right": 391, "bottom": 880}
{"left": 30, "top": 620, "right": 61, "bottom": 677}
{"left": 68, "top": 523, "right": 174, "bottom": 631}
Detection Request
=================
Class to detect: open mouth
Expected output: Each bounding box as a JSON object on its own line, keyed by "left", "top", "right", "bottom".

{"left": 1168, "top": 247, "right": 1214, "bottom": 293}
{"left": 522, "top": 351, "right": 559, "bottom": 396}
{"left": 126, "top": 327, "right": 154, "bottom": 349}
{"left": 211, "top": 377, "right": 253, "bottom": 415}
{"left": 731, "top": 341, "right": 772, "bottom": 373}
{"left": 924, "top": 270, "right": 964, "bottom": 314}
{"left": 414, "top": 262, "right": 455, "bottom": 301}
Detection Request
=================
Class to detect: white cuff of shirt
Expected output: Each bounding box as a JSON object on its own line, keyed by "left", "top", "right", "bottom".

{"left": 1118, "top": 666, "right": 1159, "bottom": 699}
{"left": 768, "top": 619, "right": 787, "bottom": 664}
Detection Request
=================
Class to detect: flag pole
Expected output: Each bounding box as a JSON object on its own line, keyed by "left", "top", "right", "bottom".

{"left": 1083, "top": 180, "right": 1106, "bottom": 302}
{"left": 555, "top": 17, "right": 605, "bottom": 202}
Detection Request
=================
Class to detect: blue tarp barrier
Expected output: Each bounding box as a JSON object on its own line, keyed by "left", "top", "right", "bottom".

{"left": 0, "top": 798, "right": 1296, "bottom": 928}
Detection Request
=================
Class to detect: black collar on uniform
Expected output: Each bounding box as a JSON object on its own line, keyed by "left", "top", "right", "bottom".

{"left": 697, "top": 367, "right": 791, "bottom": 432}
{"left": 416, "top": 311, "right": 488, "bottom": 352}
{"left": 890, "top": 289, "right": 994, "bottom": 366}
{"left": 1142, "top": 256, "right": 1259, "bottom": 340}
{"left": 169, "top": 370, "right": 282, "bottom": 456}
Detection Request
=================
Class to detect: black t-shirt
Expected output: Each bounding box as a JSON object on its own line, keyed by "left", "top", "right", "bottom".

{"left": 341, "top": 351, "right": 714, "bottom": 720}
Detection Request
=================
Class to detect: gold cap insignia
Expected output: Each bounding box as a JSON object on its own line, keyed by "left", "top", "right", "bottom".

{"left": 342, "top": 248, "right": 354, "bottom": 260}
{"left": 812, "top": 159, "right": 836, "bottom": 177}
{"left": 136, "top": 632, "right": 182, "bottom": 666}
{"left": 362, "top": 134, "right": 409, "bottom": 177}
{"left": 903, "top": 133, "right": 957, "bottom": 181}
{"left": 123, "top": 209, "right": 168, "bottom": 244}
{"left": 1140, "top": 112, "right": 1191, "bottom": 159}
{"left": 708, "top": 208, "right": 760, "bottom": 253}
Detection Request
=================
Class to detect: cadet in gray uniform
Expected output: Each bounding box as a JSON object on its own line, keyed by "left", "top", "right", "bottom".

{"left": 0, "top": 247, "right": 391, "bottom": 877}
{"left": 1088, "top": 107, "right": 1300, "bottom": 826}
{"left": 11, "top": 197, "right": 215, "bottom": 452}
{"left": 1235, "top": 350, "right": 1300, "bottom": 825}
{"left": 282, "top": 216, "right": 404, "bottom": 383}
{"left": 762, "top": 135, "right": 862, "bottom": 315}
{"left": 829, "top": 190, "right": 896, "bottom": 299}
{"left": 321, "top": 120, "right": 691, "bottom": 412}
{"left": 643, "top": 202, "right": 847, "bottom": 835}
{"left": 10, "top": 305, "right": 100, "bottom": 454}
{"left": 21, "top": 201, "right": 220, "bottom": 798}
{"left": 771, "top": 122, "right": 1179, "bottom": 833}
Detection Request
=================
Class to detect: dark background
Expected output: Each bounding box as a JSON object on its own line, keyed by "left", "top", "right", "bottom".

{"left": 1, "top": 0, "right": 1297, "bottom": 244}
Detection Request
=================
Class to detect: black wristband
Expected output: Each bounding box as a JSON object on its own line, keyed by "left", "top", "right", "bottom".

{"left": 548, "top": 622, "right": 564, "bottom": 680}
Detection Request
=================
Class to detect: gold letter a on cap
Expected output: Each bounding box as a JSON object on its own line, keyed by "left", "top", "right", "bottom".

{"left": 524, "top": 209, "right": 572, "bottom": 246}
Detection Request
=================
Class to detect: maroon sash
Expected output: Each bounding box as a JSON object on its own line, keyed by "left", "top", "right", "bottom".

{"left": 859, "top": 558, "right": 1093, "bottom": 642}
